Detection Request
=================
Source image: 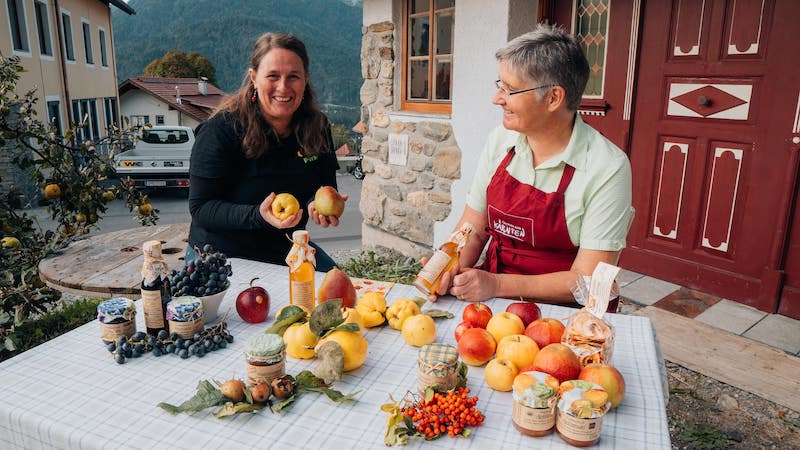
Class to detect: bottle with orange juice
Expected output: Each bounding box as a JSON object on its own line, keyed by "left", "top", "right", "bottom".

{"left": 413, "top": 222, "right": 474, "bottom": 296}
{"left": 286, "top": 230, "right": 316, "bottom": 311}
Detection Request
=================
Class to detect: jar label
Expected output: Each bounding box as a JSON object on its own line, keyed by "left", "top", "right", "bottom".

{"left": 291, "top": 280, "right": 314, "bottom": 311}
{"left": 556, "top": 410, "right": 603, "bottom": 442}
{"left": 247, "top": 359, "right": 286, "bottom": 387}
{"left": 100, "top": 320, "right": 135, "bottom": 342}
{"left": 417, "top": 250, "right": 450, "bottom": 284}
{"left": 513, "top": 401, "right": 556, "bottom": 431}
{"left": 141, "top": 289, "right": 165, "bottom": 328}
{"left": 169, "top": 318, "right": 203, "bottom": 339}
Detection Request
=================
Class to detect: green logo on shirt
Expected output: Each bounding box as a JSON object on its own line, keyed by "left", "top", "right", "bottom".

{"left": 297, "top": 150, "right": 318, "bottom": 164}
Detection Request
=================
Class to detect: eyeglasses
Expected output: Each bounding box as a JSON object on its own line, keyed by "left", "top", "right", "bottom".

{"left": 494, "top": 79, "right": 554, "bottom": 97}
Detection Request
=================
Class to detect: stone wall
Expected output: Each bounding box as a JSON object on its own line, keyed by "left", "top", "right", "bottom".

{"left": 359, "top": 22, "right": 462, "bottom": 260}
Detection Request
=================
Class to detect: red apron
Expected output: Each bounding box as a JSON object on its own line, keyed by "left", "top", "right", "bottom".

{"left": 479, "top": 147, "right": 618, "bottom": 312}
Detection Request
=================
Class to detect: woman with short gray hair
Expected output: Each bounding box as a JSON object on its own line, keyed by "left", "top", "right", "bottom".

{"left": 425, "top": 24, "right": 632, "bottom": 311}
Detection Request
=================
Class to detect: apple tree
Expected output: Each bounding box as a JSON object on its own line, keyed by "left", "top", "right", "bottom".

{"left": 0, "top": 54, "right": 158, "bottom": 355}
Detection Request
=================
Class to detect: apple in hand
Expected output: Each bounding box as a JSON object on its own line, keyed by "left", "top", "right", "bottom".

{"left": 579, "top": 363, "right": 626, "bottom": 408}
{"left": 524, "top": 318, "right": 566, "bottom": 349}
{"left": 505, "top": 302, "right": 541, "bottom": 327}
{"left": 454, "top": 321, "right": 477, "bottom": 342}
{"left": 314, "top": 186, "right": 346, "bottom": 217}
{"left": 486, "top": 311, "right": 525, "bottom": 343}
{"left": 271, "top": 193, "right": 300, "bottom": 220}
{"left": 484, "top": 358, "right": 519, "bottom": 391}
{"left": 462, "top": 303, "right": 492, "bottom": 328}
{"left": 457, "top": 327, "right": 496, "bottom": 366}
{"left": 236, "top": 277, "right": 270, "bottom": 323}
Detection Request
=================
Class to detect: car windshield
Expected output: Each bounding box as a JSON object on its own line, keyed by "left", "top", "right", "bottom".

{"left": 141, "top": 129, "right": 190, "bottom": 144}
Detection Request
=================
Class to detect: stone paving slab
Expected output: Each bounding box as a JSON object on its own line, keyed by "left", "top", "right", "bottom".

{"left": 695, "top": 299, "right": 767, "bottom": 335}
{"left": 620, "top": 275, "right": 681, "bottom": 306}
{"left": 744, "top": 314, "right": 800, "bottom": 355}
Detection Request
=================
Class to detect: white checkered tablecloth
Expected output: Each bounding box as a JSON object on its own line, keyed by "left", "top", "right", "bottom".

{"left": 0, "top": 258, "right": 670, "bottom": 449}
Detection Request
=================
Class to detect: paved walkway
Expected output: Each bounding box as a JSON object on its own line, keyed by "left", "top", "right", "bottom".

{"left": 618, "top": 269, "right": 800, "bottom": 357}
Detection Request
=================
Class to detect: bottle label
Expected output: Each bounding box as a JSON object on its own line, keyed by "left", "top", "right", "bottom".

{"left": 555, "top": 410, "right": 603, "bottom": 442}
{"left": 141, "top": 289, "right": 165, "bottom": 328}
{"left": 513, "top": 401, "right": 556, "bottom": 431}
{"left": 417, "top": 250, "right": 450, "bottom": 284}
{"left": 291, "top": 280, "right": 315, "bottom": 311}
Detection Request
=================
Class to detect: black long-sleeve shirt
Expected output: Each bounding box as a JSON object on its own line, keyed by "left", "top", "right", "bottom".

{"left": 188, "top": 112, "right": 338, "bottom": 265}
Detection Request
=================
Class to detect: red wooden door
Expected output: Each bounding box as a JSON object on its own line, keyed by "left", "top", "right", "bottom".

{"left": 623, "top": 0, "right": 800, "bottom": 313}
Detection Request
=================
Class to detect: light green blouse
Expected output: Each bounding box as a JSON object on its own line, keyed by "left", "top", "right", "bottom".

{"left": 466, "top": 116, "right": 633, "bottom": 251}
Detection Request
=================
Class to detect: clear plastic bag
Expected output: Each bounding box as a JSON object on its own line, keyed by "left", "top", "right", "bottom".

{"left": 562, "top": 274, "right": 616, "bottom": 366}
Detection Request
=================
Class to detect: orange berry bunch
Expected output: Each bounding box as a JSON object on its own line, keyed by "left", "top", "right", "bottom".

{"left": 401, "top": 387, "right": 485, "bottom": 439}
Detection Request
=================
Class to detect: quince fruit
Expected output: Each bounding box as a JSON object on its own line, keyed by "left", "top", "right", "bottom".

{"left": 44, "top": 183, "right": 61, "bottom": 199}
{"left": 342, "top": 307, "right": 365, "bottom": 334}
{"left": 401, "top": 313, "right": 436, "bottom": 347}
{"left": 272, "top": 193, "right": 300, "bottom": 220}
{"left": 283, "top": 322, "right": 318, "bottom": 359}
{"left": 1, "top": 236, "right": 21, "bottom": 249}
{"left": 356, "top": 292, "right": 387, "bottom": 328}
{"left": 316, "top": 330, "right": 368, "bottom": 372}
{"left": 386, "top": 298, "right": 421, "bottom": 330}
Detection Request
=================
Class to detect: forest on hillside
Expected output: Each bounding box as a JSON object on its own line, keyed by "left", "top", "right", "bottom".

{"left": 112, "top": 0, "right": 362, "bottom": 126}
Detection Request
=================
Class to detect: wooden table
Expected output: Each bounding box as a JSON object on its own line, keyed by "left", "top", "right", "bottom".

{"left": 38, "top": 223, "right": 189, "bottom": 298}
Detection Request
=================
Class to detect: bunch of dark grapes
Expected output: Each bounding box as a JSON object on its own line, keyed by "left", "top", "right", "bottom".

{"left": 169, "top": 244, "right": 232, "bottom": 298}
{"left": 106, "top": 320, "right": 234, "bottom": 364}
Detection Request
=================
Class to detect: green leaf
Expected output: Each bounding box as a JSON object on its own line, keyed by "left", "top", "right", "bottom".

{"left": 157, "top": 380, "right": 227, "bottom": 415}
{"left": 422, "top": 309, "right": 454, "bottom": 320}
{"left": 4, "top": 337, "right": 17, "bottom": 351}
{"left": 265, "top": 311, "right": 306, "bottom": 336}
{"left": 309, "top": 299, "right": 344, "bottom": 336}
{"left": 271, "top": 394, "right": 298, "bottom": 413}
{"left": 306, "top": 386, "right": 360, "bottom": 403}
{"left": 456, "top": 362, "right": 468, "bottom": 389}
{"left": 424, "top": 387, "right": 435, "bottom": 403}
{"left": 212, "top": 402, "right": 263, "bottom": 419}
{"left": 411, "top": 297, "right": 427, "bottom": 308}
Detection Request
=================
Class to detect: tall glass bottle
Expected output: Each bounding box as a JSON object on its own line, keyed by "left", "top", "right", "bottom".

{"left": 413, "top": 222, "right": 474, "bottom": 296}
{"left": 141, "top": 240, "right": 171, "bottom": 335}
{"left": 286, "top": 230, "right": 316, "bottom": 312}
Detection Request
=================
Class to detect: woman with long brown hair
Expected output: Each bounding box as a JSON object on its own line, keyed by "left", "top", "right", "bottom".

{"left": 187, "top": 33, "right": 346, "bottom": 269}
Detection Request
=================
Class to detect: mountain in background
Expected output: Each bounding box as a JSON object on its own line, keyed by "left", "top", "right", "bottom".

{"left": 112, "top": 0, "right": 362, "bottom": 126}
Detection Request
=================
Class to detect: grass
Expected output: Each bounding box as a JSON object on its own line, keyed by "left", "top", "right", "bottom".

{"left": 679, "top": 423, "right": 732, "bottom": 449}
{"left": 340, "top": 251, "right": 422, "bottom": 285}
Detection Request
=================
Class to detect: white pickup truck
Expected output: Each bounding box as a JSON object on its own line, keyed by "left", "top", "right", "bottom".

{"left": 115, "top": 126, "right": 194, "bottom": 189}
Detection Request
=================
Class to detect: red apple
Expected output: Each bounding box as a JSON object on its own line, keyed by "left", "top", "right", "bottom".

{"left": 457, "top": 327, "right": 496, "bottom": 366}
{"left": 531, "top": 343, "right": 581, "bottom": 383}
{"left": 236, "top": 277, "right": 270, "bottom": 323}
{"left": 454, "top": 321, "right": 477, "bottom": 342}
{"left": 579, "top": 363, "right": 626, "bottom": 408}
{"left": 462, "top": 303, "right": 492, "bottom": 328}
{"left": 524, "top": 318, "right": 566, "bottom": 349}
{"left": 505, "top": 302, "right": 541, "bottom": 327}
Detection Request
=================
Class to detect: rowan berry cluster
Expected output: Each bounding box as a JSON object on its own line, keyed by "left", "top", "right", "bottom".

{"left": 402, "top": 387, "right": 485, "bottom": 439}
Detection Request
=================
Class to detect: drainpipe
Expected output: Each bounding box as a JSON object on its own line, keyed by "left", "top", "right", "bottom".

{"left": 53, "top": 0, "right": 73, "bottom": 127}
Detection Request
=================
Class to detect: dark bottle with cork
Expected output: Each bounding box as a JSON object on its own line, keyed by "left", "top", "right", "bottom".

{"left": 141, "top": 240, "right": 171, "bottom": 335}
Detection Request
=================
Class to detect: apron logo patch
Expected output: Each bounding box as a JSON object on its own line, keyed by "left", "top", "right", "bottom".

{"left": 488, "top": 205, "right": 534, "bottom": 245}
{"left": 296, "top": 151, "right": 318, "bottom": 163}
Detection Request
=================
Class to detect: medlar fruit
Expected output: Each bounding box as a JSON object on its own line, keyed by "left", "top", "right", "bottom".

{"left": 271, "top": 375, "right": 294, "bottom": 399}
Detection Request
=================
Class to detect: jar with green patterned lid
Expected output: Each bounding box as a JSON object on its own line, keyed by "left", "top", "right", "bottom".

{"left": 417, "top": 343, "right": 459, "bottom": 392}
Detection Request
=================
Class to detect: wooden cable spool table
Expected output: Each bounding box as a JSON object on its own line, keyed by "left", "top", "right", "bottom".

{"left": 38, "top": 223, "right": 189, "bottom": 298}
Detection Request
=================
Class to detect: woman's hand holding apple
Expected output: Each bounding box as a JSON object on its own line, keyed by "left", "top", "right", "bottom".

{"left": 308, "top": 193, "right": 349, "bottom": 228}
{"left": 259, "top": 192, "right": 303, "bottom": 229}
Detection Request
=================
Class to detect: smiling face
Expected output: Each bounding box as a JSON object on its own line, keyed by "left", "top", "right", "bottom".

{"left": 249, "top": 48, "right": 308, "bottom": 131}
{"left": 493, "top": 61, "right": 551, "bottom": 136}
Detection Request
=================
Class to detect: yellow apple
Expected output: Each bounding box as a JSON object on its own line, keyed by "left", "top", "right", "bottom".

{"left": 283, "top": 322, "right": 318, "bottom": 359}
{"left": 484, "top": 358, "right": 519, "bottom": 391}
{"left": 271, "top": 193, "right": 300, "bottom": 220}
{"left": 314, "top": 186, "right": 345, "bottom": 217}
{"left": 496, "top": 334, "right": 539, "bottom": 371}
{"left": 486, "top": 312, "right": 525, "bottom": 344}
{"left": 401, "top": 313, "right": 436, "bottom": 347}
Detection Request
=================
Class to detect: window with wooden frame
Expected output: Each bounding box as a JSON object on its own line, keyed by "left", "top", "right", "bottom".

{"left": 401, "top": 0, "right": 454, "bottom": 114}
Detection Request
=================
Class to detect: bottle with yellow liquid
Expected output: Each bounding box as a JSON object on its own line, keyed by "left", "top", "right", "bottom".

{"left": 286, "top": 230, "right": 316, "bottom": 311}
{"left": 413, "top": 222, "right": 474, "bottom": 296}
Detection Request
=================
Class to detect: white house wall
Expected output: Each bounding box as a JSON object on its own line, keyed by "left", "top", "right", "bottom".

{"left": 118, "top": 90, "right": 200, "bottom": 129}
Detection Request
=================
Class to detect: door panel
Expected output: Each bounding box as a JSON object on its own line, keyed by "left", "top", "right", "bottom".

{"left": 622, "top": 0, "right": 799, "bottom": 312}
